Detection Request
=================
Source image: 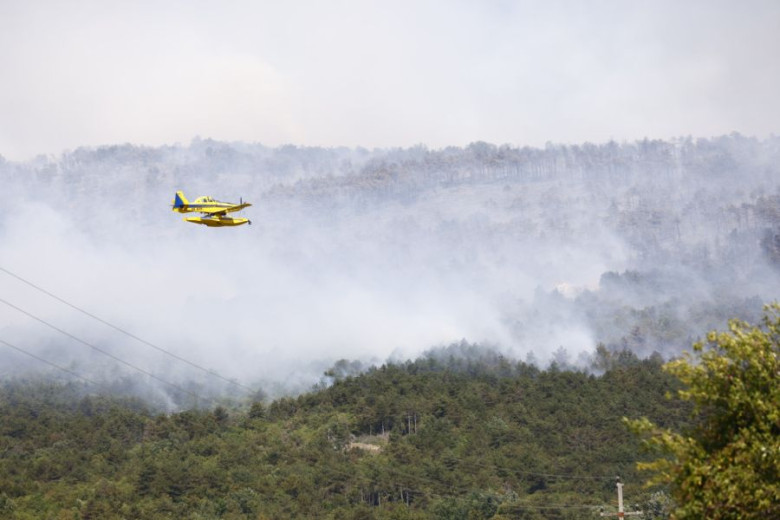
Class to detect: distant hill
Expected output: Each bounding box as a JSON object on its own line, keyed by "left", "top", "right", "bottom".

{"left": 1, "top": 134, "right": 778, "bottom": 396}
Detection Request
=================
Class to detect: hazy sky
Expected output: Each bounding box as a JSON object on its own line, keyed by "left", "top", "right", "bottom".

{"left": 1, "top": 0, "right": 778, "bottom": 161}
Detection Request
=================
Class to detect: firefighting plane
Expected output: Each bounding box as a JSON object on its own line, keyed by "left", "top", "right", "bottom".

{"left": 171, "top": 191, "right": 252, "bottom": 227}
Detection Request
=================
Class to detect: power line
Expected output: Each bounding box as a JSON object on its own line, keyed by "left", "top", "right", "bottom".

{"left": 0, "top": 337, "right": 98, "bottom": 386}
{"left": 0, "top": 265, "right": 257, "bottom": 396}
{"left": 324, "top": 464, "right": 607, "bottom": 511}
{"left": 335, "top": 446, "right": 618, "bottom": 497}
{"left": 0, "top": 297, "right": 215, "bottom": 406}
{"left": 456, "top": 459, "right": 617, "bottom": 480}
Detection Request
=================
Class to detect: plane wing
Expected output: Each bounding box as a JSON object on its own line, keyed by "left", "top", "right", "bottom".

{"left": 198, "top": 202, "right": 251, "bottom": 216}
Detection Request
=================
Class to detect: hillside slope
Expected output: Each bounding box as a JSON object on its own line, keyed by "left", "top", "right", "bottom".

{"left": 0, "top": 347, "right": 689, "bottom": 519}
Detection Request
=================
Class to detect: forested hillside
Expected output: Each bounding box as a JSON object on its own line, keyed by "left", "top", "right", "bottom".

{"left": 0, "top": 136, "right": 777, "bottom": 518}
{"left": 0, "top": 346, "right": 689, "bottom": 519}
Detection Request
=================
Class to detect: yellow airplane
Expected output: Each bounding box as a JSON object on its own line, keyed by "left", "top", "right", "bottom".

{"left": 171, "top": 191, "right": 252, "bottom": 227}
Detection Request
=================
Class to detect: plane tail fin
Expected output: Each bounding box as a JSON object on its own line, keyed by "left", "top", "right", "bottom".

{"left": 172, "top": 191, "right": 189, "bottom": 211}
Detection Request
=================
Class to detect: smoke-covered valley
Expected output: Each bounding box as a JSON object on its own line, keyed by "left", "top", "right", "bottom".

{"left": 1, "top": 134, "right": 778, "bottom": 406}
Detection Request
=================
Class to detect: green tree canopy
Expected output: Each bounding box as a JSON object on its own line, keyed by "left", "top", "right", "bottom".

{"left": 628, "top": 303, "right": 780, "bottom": 519}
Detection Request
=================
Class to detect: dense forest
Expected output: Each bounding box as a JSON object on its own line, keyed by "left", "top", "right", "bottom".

{"left": 0, "top": 345, "right": 690, "bottom": 519}
{"left": 0, "top": 136, "right": 778, "bottom": 517}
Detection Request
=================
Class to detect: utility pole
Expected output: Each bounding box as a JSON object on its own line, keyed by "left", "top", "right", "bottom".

{"left": 601, "top": 478, "right": 643, "bottom": 518}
